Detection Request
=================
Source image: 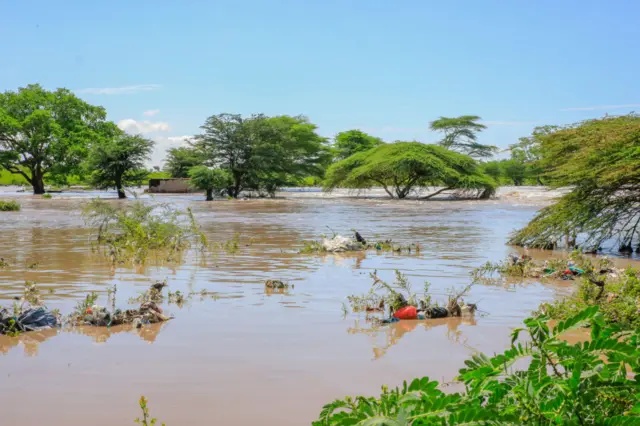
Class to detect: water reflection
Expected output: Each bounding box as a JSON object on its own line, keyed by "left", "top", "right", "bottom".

{"left": 348, "top": 316, "right": 477, "bottom": 360}
{"left": 0, "top": 323, "right": 168, "bottom": 355}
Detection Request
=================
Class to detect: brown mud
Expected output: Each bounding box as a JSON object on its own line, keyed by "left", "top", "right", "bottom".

{"left": 0, "top": 187, "right": 638, "bottom": 425}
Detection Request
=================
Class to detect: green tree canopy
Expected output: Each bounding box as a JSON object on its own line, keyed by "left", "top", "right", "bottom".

{"left": 511, "top": 115, "right": 640, "bottom": 251}
{"left": 86, "top": 132, "right": 154, "bottom": 199}
{"left": 429, "top": 115, "right": 497, "bottom": 158}
{"left": 323, "top": 142, "right": 497, "bottom": 199}
{"left": 333, "top": 129, "right": 384, "bottom": 160}
{"left": 192, "top": 113, "right": 330, "bottom": 198}
{"left": 188, "top": 166, "right": 232, "bottom": 201}
{"left": 164, "top": 146, "right": 203, "bottom": 178}
{"left": 508, "top": 125, "right": 557, "bottom": 185}
{"left": 0, "top": 84, "right": 108, "bottom": 194}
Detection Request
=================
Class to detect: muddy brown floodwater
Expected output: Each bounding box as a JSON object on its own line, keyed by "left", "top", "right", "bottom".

{"left": 0, "top": 187, "right": 637, "bottom": 425}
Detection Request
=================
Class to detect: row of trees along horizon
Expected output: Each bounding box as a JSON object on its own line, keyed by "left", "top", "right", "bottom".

{"left": 3, "top": 84, "right": 640, "bottom": 254}
{"left": 1, "top": 84, "right": 543, "bottom": 200}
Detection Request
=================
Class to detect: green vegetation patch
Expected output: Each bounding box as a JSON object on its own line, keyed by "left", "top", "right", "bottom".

{"left": 0, "top": 200, "right": 20, "bottom": 211}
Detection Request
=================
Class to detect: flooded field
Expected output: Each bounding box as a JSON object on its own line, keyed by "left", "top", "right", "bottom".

{"left": 0, "top": 187, "right": 631, "bottom": 425}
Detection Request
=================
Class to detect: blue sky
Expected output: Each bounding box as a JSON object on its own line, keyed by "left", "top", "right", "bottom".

{"left": 2, "top": 0, "right": 639, "bottom": 166}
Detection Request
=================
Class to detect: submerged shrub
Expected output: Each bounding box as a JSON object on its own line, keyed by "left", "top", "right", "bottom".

{"left": 81, "top": 199, "right": 207, "bottom": 264}
{"left": 0, "top": 200, "right": 20, "bottom": 211}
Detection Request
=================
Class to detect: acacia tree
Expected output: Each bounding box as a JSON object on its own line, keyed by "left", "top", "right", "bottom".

{"left": 430, "top": 115, "right": 497, "bottom": 158}
{"left": 86, "top": 132, "right": 154, "bottom": 199}
{"left": 510, "top": 115, "right": 640, "bottom": 252}
{"left": 333, "top": 130, "right": 384, "bottom": 160}
{"left": 188, "top": 166, "right": 232, "bottom": 201}
{"left": 192, "top": 113, "right": 329, "bottom": 198}
{"left": 0, "top": 84, "right": 107, "bottom": 193}
{"left": 323, "top": 142, "right": 496, "bottom": 199}
{"left": 164, "top": 146, "right": 203, "bottom": 178}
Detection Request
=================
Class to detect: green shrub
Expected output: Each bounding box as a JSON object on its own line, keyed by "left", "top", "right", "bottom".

{"left": 42, "top": 193, "right": 52, "bottom": 199}
{"left": 0, "top": 200, "right": 20, "bottom": 211}
{"left": 314, "top": 307, "right": 640, "bottom": 425}
{"left": 81, "top": 199, "right": 207, "bottom": 264}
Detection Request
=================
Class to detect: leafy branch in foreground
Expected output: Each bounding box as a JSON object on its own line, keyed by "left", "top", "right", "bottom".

{"left": 314, "top": 306, "right": 640, "bottom": 425}
{"left": 81, "top": 199, "right": 207, "bottom": 265}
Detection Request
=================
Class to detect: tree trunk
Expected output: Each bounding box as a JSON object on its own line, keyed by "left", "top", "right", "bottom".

{"left": 31, "top": 170, "right": 45, "bottom": 195}
{"left": 116, "top": 175, "right": 126, "bottom": 199}
{"left": 421, "top": 187, "right": 452, "bottom": 200}
{"left": 206, "top": 189, "right": 213, "bottom": 201}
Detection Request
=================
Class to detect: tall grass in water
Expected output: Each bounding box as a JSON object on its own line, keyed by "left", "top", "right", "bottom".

{"left": 0, "top": 200, "right": 20, "bottom": 211}
{"left": 81, "top": 199, "right": 207, "bottom": 265}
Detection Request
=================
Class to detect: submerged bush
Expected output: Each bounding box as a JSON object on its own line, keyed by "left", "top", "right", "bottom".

{"left": 81, "top": 199, "right": 207, "bottom": 264}
{"left": 315, "top": 306, "right": 640, "bottom": 425}
{"left": 0, "top": 200, "right": 20, "bottom": 211}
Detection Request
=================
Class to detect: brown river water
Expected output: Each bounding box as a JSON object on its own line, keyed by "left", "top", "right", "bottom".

{"left": 0, "top": 187, "right": 636, "bottom": 425}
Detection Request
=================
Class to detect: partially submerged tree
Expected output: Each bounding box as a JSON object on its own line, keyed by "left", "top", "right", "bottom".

{"left": 429, "top": 115, "right": 497, "bottom": 158}
{"left": 0, "top": 84, "right": 107, "bottom": 193}
{"left": 333, "top": 130, "right": 384, "bottom": 160}
{"left": 510, "top": 115, "right": 640, "bottom": 251}
{"left": 86, "top": 132, "right": 154, "bottom": 199}
{"left": 192, "top": 113, "right": 330, "bottom": 198}
{"left": 188, "top": 166, "right": 232, "bottom": 201}
{"left": 323, "top": 142, "right": 496, "bottom": 199}
{"left": 164, "top": 146, "right": 203, "bottom": 178}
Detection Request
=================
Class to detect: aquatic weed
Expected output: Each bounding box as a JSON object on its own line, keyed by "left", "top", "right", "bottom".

{"left": 0, "top": 200, "right": 20, "bottom": 211}
{"left": 135, "top": 396, "right": 165, "bottom": 426}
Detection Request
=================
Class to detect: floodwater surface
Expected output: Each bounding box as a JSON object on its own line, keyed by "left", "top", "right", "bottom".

{"left": 0, "top": 188, "right": 631, "bottom": 425}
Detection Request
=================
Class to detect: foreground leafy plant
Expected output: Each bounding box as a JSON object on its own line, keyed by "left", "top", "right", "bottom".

{"left": 314, "top": 306, "right": 640, "bottom": 425}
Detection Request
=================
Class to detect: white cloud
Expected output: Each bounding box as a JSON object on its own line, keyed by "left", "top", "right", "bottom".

{"left": 148, "top": 135, "right": 193, "bottom": 167}
{"left": 561, "top": 104, "right": 640, "bottom": 111}
{"left": 143, "top": 109, "right": 160, "bottom": 117}
{"left": 117, "top": 119, "right": 171, "bottom": 134}
{"left": 76, "top": 84, "right": 162, "bottom": 95}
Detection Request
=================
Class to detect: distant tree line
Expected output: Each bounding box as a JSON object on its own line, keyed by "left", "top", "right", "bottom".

{"left": 1, "top": 84, "right": 550, "bottom": 200}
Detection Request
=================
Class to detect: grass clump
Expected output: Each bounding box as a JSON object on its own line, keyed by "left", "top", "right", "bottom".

{"left": 42, "top": 193, "right": 52, "bottom": 199}
{"left": 315, "top": 306, "right": 640, "bottom": 425}
{"left": 0, "top": 200, "right": 20, "bottom": 211}
{"left": 82, "top": 199, "right": 207, "bottom": 265}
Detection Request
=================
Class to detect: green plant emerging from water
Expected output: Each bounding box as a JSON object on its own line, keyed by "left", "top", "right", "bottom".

{"left": 135, "top": 396, "right": 165, "bottom": 426}
{"left": 0, "top": 200, "right": 20, "bottom": 211}
{"left": 81, "top": 199, "right": 207, "bottom": 264}
{"left": 315, "top": 306, "right": 640, "bottom": 425}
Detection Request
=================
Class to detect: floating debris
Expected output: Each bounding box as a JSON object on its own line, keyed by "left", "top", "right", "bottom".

{"left": 265, "top": 279, "right": 289, "bottom": 289}
{"left": 300, "top": 230, "right": 420, "bottom": 254}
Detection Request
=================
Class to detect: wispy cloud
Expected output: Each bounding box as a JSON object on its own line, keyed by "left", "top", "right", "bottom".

{"left": 561, "top": 104, "right": 640, "bottom": 111}
{"left": 143, "top": 109, "right": 160, "bottom": 117}
{"left": 117, "top": 119, "right": 170, "bottom": 134}
{"left": 76, "top": 84, "right": 162, "bottom": 95}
